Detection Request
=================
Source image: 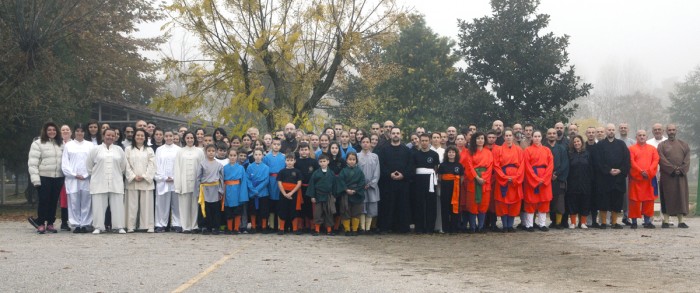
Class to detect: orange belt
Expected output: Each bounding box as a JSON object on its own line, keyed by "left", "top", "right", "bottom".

{"left": 281, "top": 182, "right": 303, "bottom": 210}
{"left": 441, "top": 174, "right": 461, "bottom": 214}
{"left": 222, "top": 179, "right": 241, "bottom": 210}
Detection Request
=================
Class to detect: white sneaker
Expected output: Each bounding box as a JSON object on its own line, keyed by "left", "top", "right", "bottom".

{"left": 127, "top": 229, "right": 135, "bottom": 233}
{"left": 118, "top": 229, "right": 126, "bottom": 234}
{"left": 147, "top": 229, "right": 154, "bottom": 233}
{"left": 580, "top": 223, "right": 588, "bottom": 229}
{"left": 569, "top": 224, "right": 576, "bottom": 229}
{"left": 92, "top": 229, "right": 101, "bottom": 234}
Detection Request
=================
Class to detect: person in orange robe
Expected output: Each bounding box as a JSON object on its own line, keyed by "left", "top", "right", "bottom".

{"left": 461, "top": 132, "right": 493, "bottom": 233}
{"left": 628, "top": 129, "right": 659, "bottom": 229}
{"left": 523, "top": 131, "right": 554, "bottom": 232}
{"left": 493, "top": 129, "right": 525, "bottom": 233}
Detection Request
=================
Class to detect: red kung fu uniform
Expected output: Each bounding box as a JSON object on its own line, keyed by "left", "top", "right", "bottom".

{"left": 493, "top": 144, "right": 525, "bottom": 217}
{"left": 628, "top": 143, "right": 659, "bottom": 219}
{"left": 523, "top": 144, "right": 554, "bottom": 213}
{"left": 461, "top": 148, "right": 493, "bottom": 214}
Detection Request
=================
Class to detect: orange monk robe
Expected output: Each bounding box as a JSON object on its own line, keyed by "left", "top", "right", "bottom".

{"left": 461, "top": 148, "right": 494, "bottom": 214}
{"left": 493, "top": 144, "right": 525, "bottom": 204}
{"left": 628, "top": 143, "right": 659, "bottom": 202}
{"left": 523, "top": 144, "right": 554, "bottom": 204}
{"left": 486, "top": 145, "right": 500, "bottom": 213}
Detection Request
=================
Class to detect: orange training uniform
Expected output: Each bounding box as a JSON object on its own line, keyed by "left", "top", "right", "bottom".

{"left": 493, "top": 143, "right": 525, "bottom": 217}
{"left": 628, "top": 143, "right": 659, "bottom": 219}
{"left": 461, "top": 148, "right": 493, "bottom": 214}
{"left": 523, "top": 144, "right": 554, "bottom": 213}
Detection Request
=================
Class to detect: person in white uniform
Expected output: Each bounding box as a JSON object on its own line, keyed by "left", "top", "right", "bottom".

{"left": 61, "top": 123, "right": 94, "bottom": 233}
{"left": 125, "top": 128, "right": 156, "bottom": 232}
{"left": 175, "top": 131, "right": 205, "bottom": 233}
{"left": 87, "top": 128, "right": 127, "bottom": 234}
{"left": 154, "top": 130, "right": 182, "bottom": 233}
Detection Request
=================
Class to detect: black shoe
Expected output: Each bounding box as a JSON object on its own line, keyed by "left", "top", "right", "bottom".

{"left": 327, "top": 232, "right": 336, "bottom": 236}
{"left": 548, "top": 222, "right": 556, "bottom": 228}
{"left": 294, "top": 230, "right": 303, "bottom": 235}
{"left": 526, "top": 227, "right": 535, "bottom": 232}
{"left": 27, "top": 217, "right": 39, "bottom": 229}
{"left": 643, "top": 223, "right": 656, "bottom": 229}
{"left": 507, "top": 227, "right": 516, "bottom": 233}
{"left": 491, "top": 226, "right": 503, "bottom": 233}
{"left": 201, "top": 228, "right": 210, "bottom": 235}
{"left": 60, "top": 223, "right": 71, "bottom": 231}
{"left": 611, "top": 224, "right": 624, "bottom": 229}
{"left": 661, "top": 223, "right": 670, "bottom": 228}
{"left": 631, "top": 223, "right": 638, "bottom": 229}
{"left": 277, "top": 230, "right": 284, "bottom": 235}
{"left": 622, "top": 218, "right": 632, "bottom": 226}
{"left": 192, "top": 228, "right": 201, "bottom": 234}
{"left": 183, "top": 230, "right": 192, "bottom": 234}
{"left": 597, "top": 224, "right": 608, "bottom": 229}
{"left": 538, "top": 226, "right": 549, "bottom": 232}
{"left": 516, "top": 223, "right": 525, "bottom": 230}
{"left": 678, "top": 223, "right": 689, "bottom": 228}
{"left": 312, "top": 231, "right": 319, "bottom": 236}
{"left": 590, "top": 223, "right": 600, "bottom": 228}
{"left": 73, "top": 227, "right": 81, "bottom": 234}
{"left": 212, "top": 229, "right": 220, "bottom": 235}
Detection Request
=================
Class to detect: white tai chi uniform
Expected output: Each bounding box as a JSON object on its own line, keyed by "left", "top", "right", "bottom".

{"left": 154, "top": 143, "right": 181, "bottom": 228}
{"left": 62, "top": 139, "right": 94, "bottom": 228}
{"left": 87, "top": 143, "right": 127, "bottom": 231}
{"left": 174, "top": 146, "right": 204, "bottom": 231}
{"left": 125, "top": 145, "right": 156, "bottom": 232}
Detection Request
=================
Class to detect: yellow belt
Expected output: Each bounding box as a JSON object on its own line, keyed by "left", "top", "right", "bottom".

{"left": 198, "top": 181, "right": 219, "bottom": 217}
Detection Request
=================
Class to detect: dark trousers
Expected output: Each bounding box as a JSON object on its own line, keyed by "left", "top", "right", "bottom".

{"left": 379, "top": 180, "right": 411, "bottom": 233}
{"left": 440, "top": 190, "right": 458, "bottom": 233}
{"left": 36, "top": 177, "right": 64, "bottom": 225}
{"left": 412, "top": 175, "right": 436, "bottom": 233}
{"left": 202, "top": 201, "right": 221, "bottom": 230}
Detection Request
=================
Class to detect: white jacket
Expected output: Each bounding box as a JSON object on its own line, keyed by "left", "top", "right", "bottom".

{"left": 28, "top": 139, "right": 64, "bottom": 185}
{"left": 61, "top": 139, "right": 93, "bottom": 193}
{"left": 125, "top": 145, "right": 156, "bottom": 191}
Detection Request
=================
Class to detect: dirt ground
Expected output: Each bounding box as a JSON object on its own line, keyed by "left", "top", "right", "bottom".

{"left": 1, "top": 216, "right": 699, "bottom": 293}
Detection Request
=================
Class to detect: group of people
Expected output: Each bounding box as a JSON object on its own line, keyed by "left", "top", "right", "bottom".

{"left": 27, "top": 117, "right": 691, "bottom": 236}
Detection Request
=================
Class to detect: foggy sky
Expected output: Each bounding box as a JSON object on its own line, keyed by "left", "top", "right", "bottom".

{"left": 406, "top": 0, "right": 700, "bottom": 89}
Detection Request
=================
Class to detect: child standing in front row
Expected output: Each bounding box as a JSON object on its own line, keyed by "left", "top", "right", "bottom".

{"left": 306, "top": 154, "right": 337, "bottom": 236}
{"left": 194, "top": 144, "right": 224, "bottom": 235}
{"left": 223, "top": 148, "right": 248, "bottom": 234}
{"left": 247, "top": 149, "right": 270, "bottom": 233}
{"left": 276, "top": 153, "right": 302, "bottom": 235}
{"left": 336, "top": 152, "right": 366, "bottom": 236}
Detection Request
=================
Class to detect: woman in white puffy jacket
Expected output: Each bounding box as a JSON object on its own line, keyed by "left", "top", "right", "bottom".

{"left": 27, "top": 122, "right": 65, "bottom": 234}
{"left": 125, "top": 128, "right": 156, "bottom": 233}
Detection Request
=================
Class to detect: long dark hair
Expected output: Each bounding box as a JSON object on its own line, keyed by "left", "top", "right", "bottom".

{"left": 569, "top": 134, "right": 586, "bottom": 153}
{"left": 468, "top": 132, "right": 485, "bottom": 155}
{"left": 39, "top": 122, "right": 62, "bottom": 146}
{"left": 443, "top": 145, "right": 460, "bottom": 163}
{"left": 213, "top": 127, "right": 228, "bottom": 142}
{"left": 130, "top": 128, "right": 150, "bottom": 149}
{"left": 85, "top": 119, "right": 101, "bottom": 144}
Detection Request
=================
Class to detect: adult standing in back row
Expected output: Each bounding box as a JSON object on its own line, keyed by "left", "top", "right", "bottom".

{"left": 594, "top": 124, "right": 630, "bottom": 229}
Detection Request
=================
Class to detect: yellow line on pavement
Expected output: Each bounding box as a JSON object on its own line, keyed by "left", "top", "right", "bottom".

{"left": 172, "top": 240, "right": 252, "bottom": 293}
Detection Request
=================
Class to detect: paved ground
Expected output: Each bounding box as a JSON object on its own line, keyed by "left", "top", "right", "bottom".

{"left": 1, "top": 218, "right": 699, "bottom": 292}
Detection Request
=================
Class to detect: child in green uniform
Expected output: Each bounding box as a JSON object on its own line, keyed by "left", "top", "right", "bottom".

{"left": 306, "top": 154, "right": 336, "bottom": 236}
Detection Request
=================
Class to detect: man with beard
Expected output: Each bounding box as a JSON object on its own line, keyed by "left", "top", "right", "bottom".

{"left": 520, "top": 123, "right": 534, "bottom": 149}
{"left": 446, "top": 126, "right": 457, "bottom": 146}
{"left": 545, "top": 128, "right": 569, "bottom": 229}
{"left": 280, "top": 123, "right": 298, "bottom": 154}
{"left": 658, "top": 124, "right": 691, "bottom": 228}
{"left": 554, "top": 122, "right": 569, "bottom": 147}
{"left": 594, "top": 124, "right": 630, "bottom": 229}
{"left": 513, "top": 123, "right": 524, "bottom": 146}
{"left": 646, "top": 123, "right": 667, "bottom": 148}
{"left": 595, "top": 126, "right": 605, "bottom": 141}
{"left": 376, "top": 127, "right": 414, "bottom": 233}
{"left": 568, "top": 124, "right": 579, "bottom": 142}
{"left": 492, "top": 120, "right": 505, "bottom": 146}
{"left": 376, "top": 120, "right": 394, "bottom": 150}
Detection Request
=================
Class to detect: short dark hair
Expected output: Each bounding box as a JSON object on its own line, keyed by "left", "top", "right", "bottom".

{"left": 318, "top": 154, "right": 329, "bottom": 161}
{"left": 215, "top": 141, "right": 228, "bottom": 151}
